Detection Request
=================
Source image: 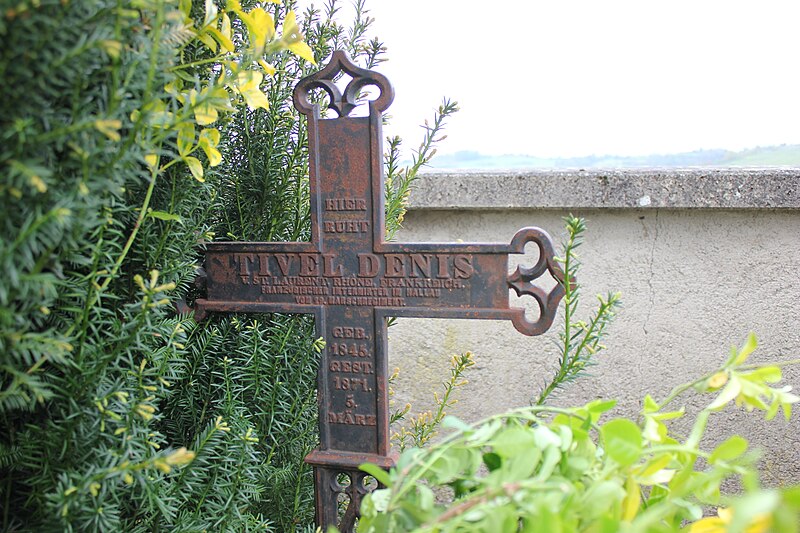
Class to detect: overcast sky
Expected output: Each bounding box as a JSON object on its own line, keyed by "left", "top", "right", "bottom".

{"left": 321, "top": 0, "right": 800, "bottom": 158}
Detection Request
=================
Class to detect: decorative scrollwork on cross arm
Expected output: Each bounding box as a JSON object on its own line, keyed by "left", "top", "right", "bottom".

{"left": 507, "top": 227, "right": 572, "bottom": 336}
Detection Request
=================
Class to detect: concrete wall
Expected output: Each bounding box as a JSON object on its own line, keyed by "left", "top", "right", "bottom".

{"left": 387, "top": 169, "right": 800, "bottom": 483}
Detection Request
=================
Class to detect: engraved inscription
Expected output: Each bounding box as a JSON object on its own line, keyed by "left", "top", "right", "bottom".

{"left": 328, "top": 411, "right": 377, "bottom": 426}
{"left": 379, "top": 278, "right": 464, "bottom": 289}
{"left": 328, "top": 321, "right": 375, "bottom": 427}
{"left": 234, "top": 253, "right": 344, "bottom": 278}
{"left": 333, "top": 376, "right": 371, "bottom": 391}
{"left": 325, "top": 198, "right": 367, "bottom": 211}
{"left": 329, "top": 360, "right": 373, "bottom": 373}
{"left": 332, "top": 326, "right": 368, "bottom": 339}
{"left": 229, "top": 251, "right": 479, "bottom": 306}
{"left": 324, "top": 220, "right": 370, "bottom": 233}
{"left": 330, "top": 342, "right": 370, "bottom": 357}
{"left": 296, "top": 295, "right": 406, "bottom": 306}
{"left": 357, "top": 253, "right": 474, "bottom": 279}
{"left": 234, "top": 253, "right": 473, "bottom": 282}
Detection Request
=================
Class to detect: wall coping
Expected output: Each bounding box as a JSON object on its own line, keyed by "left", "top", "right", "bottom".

{"left": 406, "top": 168, "right": 800, "bottom": 210}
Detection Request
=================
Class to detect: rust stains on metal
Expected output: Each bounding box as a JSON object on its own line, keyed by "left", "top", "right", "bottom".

{"left": 192, "top": 50, "right": 566, "bottom": 532}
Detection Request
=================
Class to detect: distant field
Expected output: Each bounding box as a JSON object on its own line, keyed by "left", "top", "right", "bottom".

{"left": 722, "top": 145, "right": 800, "bottom": 166}
{"left": 427, "top": 145, "right": 800, "bottom": 170}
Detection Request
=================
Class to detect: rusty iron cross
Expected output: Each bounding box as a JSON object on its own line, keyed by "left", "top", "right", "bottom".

{"left": 192, "top": 51, "right": 566, "bottom": 532}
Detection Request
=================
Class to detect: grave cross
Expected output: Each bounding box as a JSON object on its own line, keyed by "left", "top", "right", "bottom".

{"left": 192, "top": 51, "right": 566, "bottom": 532}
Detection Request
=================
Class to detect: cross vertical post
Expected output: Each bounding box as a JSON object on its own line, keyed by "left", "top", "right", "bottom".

{"left": 193, "top": 51, "right": 567, "bottom": 532}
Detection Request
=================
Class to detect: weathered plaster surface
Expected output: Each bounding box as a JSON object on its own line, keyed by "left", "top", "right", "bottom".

{"left": 388, "top": 170, "right": 800, "bottom": 483}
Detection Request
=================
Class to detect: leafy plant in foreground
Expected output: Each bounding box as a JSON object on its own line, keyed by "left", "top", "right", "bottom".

{"left": 357, "top": 334, "right": 800, "bottom": 532}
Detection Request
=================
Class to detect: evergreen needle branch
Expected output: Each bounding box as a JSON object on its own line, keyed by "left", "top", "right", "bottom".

{"left": 383, "top": 98, "right": 458, "bottom": 240}
{"left": 536, "top": 216, "right": 619, "bottom": 406}
{"left": 98, "top": 165, "right": 160, "bottom": 291}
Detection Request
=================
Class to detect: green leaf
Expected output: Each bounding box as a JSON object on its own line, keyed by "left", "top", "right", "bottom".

{"left": 177, "top": 122, "right": 194, "bottom": 157}
{"left": 733, "top": 332, "right": 758, "bottom": 366}
{"left": 504, "top": 445, "right": 542, "bottom": 482}
{"left": 289, "top": 40, "right": 316, "bottom": 64}
{"left": 652, "top": 407, "right": 685, "bottom": 421}
{"left": 622, "top": 476, "right": 641, "bottom": 521}
{"left": 706, "top": 375, "right": 741, "bottom": 411}
{"left": 781, "top": 485, "right": 800, "bottom": 506}
{"left": 532, "top": 425, "right": 561, "bottom": 450}
{"left": 744, "top": 365, "right": 782, "bottom": 384}
{"left": 417, "top": 484, "right": 434, "bottom": 511}
{"left": 494, "top": 426, "right": 536, "bottom": 458}
{"left": 635, "top": 453, "right": 673, "bottom": 478}
{"left": 236, "top": 70, "right": 269, "bottom": 110}
{"left": 198, "top": 128, "right": 222, "bottom": 166}
{"left": 238, "top": 7, "right": 276, "bottom": 57}
{"left": 369, "top": 488, "right": 391, "bottom": 513}
{"left": 587, "top": 398, "right": 618, "bottom": 417}
{"left": 203, "top": 0, "right": 218, "bottom": 27}
{"left": 643, "top": 394, "right": 659, "bottom": 413}
{"left": 727, "top": 490, "right": 780, "bottom": 533}
{"left": 709, "top": 435, "right": 748, "bottom": 464}
{"left": 483, "top": 452, "right": 501, "bottom": 472}
{"left": 207, "top": 27, "right": 234, "bottom": 53}
{"left": 395, "top": 447, "right": 424, "bottom": 472}
{"left": 93, "top": 119, "right": 122, "bottom": 142}
{"left": 184, "top": 156, "right": 204, "bottom": 182}
{"left": 188, "top": 89, "right": 219, "bottom": 125}
{"left": 196, "top": 31, "right": 218, "bottom": 52}
{"left": 442, "top": 415, "right": 471, "bottom": 432}
{"left": 359, "top": 462, "right": 390, "bottom": 488}
{"left": 767, "top": 399, "right": 781, "bottom": 421}
{"left": 148, "top": 210, "right": 182, "bottom": 223}
{"left": 428, "top": 447, "right": 477, "bottom": 484}
{"left": 533, "top": 445, "right": 561, "bottom": 481}
{"left": 465, "top": 419, "right": 502, "bottom": 445}
{"left": 580, "top": 480, "right": 626, "bottom": 519}
{"left": 600, "top": 418, "right": 642, "bottom": 467}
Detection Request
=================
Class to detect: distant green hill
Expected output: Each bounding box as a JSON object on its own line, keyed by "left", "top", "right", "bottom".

{"left": 428, "top": 145, "right": 800, "bottom": 170}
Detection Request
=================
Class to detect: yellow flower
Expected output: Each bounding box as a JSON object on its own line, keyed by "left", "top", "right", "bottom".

{"left": 165, "top": 447, "right": 196, "bottom": 466}
{"left": 689, "top": 507, "right": 771, "bottom": 533}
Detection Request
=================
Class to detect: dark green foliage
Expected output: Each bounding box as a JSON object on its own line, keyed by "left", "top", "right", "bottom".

{"left": 1, "top": 2, "right": 212, "bottom": 529}
{"left": 0, "top": 1, "right": 308, "bottom": 530}
{"left": 1, "top": 1, "right": 453, "bottom": 530}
